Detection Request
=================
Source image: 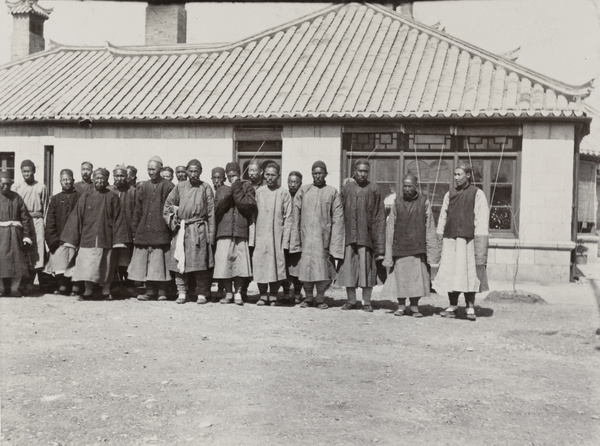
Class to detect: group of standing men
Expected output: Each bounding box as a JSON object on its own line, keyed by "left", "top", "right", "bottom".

{"left": 0, "top": 154, "right": 489, "bottom": 320}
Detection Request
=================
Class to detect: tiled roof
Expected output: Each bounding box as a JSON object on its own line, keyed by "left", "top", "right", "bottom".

{"left": 0, "top": 2, "right": 594, "bottom": 122}
{"left": 7, "top": 0, "right": 52, "bottom": 20}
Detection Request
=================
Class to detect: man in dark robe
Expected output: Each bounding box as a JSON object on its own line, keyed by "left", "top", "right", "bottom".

{"left": 62, "top": 168, "right": 130, "bottom": 300}
{"left": 44, "top": 169, "right": 81, "bottom": 295}
{"left": 108, "top": 164, "right": 136, "bottom": 296}
{"left": 214, "top": 162, "right": 256, "bottom": 306}
{"left": 338, "top": 159, "right": 386, "bottom": 312}
{"left": 282, "top": 171, "right": 303, "bottom": 304}
{"left": 290, "top": 161, "right": 345, "bottom": 309}
{"left": 382, "top": 174, "right": 438, "bottom": 317}
{"left": 164, "top": 159, "right": 215, "bottom": 304}
{"left": 74, "top": 161, "right": 94, "bottom": 195}
{"left": 128, "top": 156, "right": 175, "bottom": 301}
{"left": 241, "top": 159, "right": 267, "bottom": 299}
{"left": 0, "top": 170, "right": 33, "bottom": 297}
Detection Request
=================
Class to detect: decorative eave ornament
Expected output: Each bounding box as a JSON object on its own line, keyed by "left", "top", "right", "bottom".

{"left": 6, "top": 0, "right": 53, "bottom": 20}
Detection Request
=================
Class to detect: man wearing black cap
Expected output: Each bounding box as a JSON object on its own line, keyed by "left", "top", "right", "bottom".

{"left": 253, "top": 162, "right": 292, "bottom": 306}
{"left": 108, "top": 164, "right": 137, "bottom": 296}
{"left": 338, "top": 159, "right": 386, "bottom": 312}
{"left": 0, "top": 169, "right": 33, "bottom": 297}
{"left": 14, "top": 159, "right": 48, "bottom": 294}
{"left": 213, "top": 162, "right": 256, "bottom": 305}
{"left": 164, "top": 159, "right": 215, "bottom": 305}
{"left": 290, "top": 161, "right": 345, "bottom": 309}
{"left": 282, "top": 171, "right": 304, "bottom": 304}
{"left": 62, "top": 168, "right": 130, "bottom": 300}
{"left": 128, "top": 156, "right": 175, "bottom": 301}
{"left": 44, "top": 169, "right": 81, "bottom": 295}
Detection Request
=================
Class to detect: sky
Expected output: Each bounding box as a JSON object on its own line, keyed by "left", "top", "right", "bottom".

{"left": 0, "top": 0, "right": 599, "bottom": 88}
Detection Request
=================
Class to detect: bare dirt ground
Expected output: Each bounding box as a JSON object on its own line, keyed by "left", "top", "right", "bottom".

{"left": 2, "top": 285, "right": 600, "bottom": 446}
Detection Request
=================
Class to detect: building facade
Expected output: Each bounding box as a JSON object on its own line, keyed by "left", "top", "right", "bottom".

{"left": 0, "top": 2, "right": 594, "bottom": 282}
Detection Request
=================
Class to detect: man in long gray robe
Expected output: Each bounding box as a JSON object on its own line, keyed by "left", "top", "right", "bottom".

{"left": 253, "top": 163, "right": 291, "bottom": 306}
{"left": 289, "top": 161, "right": 344, "bottom": 309}
{"left": 13, "top": 159, "right": 48, "bottom": 293}
{"left": 164, "top": 159, "right": 215, "bottom": 305}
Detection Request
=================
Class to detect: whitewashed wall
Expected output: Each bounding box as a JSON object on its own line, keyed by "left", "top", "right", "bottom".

{"left": 487, "top": 122, "right": 576, "bottom": 282}
{"left": 281, "top": 123, "right": 342, "bottom": 188}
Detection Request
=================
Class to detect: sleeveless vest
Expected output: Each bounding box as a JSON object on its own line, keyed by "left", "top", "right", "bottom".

{"left": 443, "top": 184, "right": 478, "bottom": 239}
{"left": 392, "top": 193, "right": 428, "bottom": 258}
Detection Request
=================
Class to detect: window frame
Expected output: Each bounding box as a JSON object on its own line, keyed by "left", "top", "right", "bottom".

{"left": 234, "top": 126, "right": 283, "bottom": 181}
{"left": 342, "top": 131, "right": 522, "bottom": 237}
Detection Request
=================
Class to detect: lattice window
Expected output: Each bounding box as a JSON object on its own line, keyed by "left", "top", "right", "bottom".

{"left": 409, "top": 134, "right": 452, "bottom": 151}
{"left": 349, "top": 133, "right": 401, "bottom": 151}
{"left": 462, "top": 136, "right": 518, "bottom": 151}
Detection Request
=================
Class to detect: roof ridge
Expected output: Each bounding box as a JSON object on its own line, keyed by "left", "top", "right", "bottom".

{"left": 367, "top": 2, "right": 595, "bottom": 97}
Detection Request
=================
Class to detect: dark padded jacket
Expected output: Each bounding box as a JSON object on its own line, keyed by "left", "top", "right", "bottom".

{"left": 215, "top": 180, "right": 256, "bottom": 240}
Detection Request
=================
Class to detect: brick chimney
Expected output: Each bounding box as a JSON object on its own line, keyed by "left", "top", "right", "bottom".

{"left": 145, "top": 1, "right": 187, "bottom": 46}
{"left": 382, "top": 1, "right": 413, "bottom": 19}
{"left": 7, "top": 0, "right": 52, "bottom": 61}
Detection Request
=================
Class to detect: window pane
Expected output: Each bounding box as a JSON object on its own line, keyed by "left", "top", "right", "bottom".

{"left": 405, "top": 160, "right": 428, "bottom": 183}
{"left": 491, "top": 184, "right": 512, "bottom": 206}
{"left": 491, "top": 159, "right": 513, "bottom": 183}
{"left": 490, "top": 207, "right": 512, "bottom": 230}
{"left": 375, "top": 159, "right": 397, "bottom": 181}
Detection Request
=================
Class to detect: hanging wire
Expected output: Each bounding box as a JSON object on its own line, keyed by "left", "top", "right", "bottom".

{"left": 431, "top": 141, "right": 446, "bottom": 209}
{"left": 366, "top": 143, "right": 381, "bottom": 160}
{"left": 489, "top": 141, "right": 507, "bottom": 211}
{"left": 465, "top": 138, "right": 475, "bottom": 186}
{"left": 412, "top": 135, "right": 423, "bottom": 194}
{"left": 242, "top": 140, "right": 266, "bottom": 177}
{"left": 348, "top": 139, "right": 354, "bottom": 177}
